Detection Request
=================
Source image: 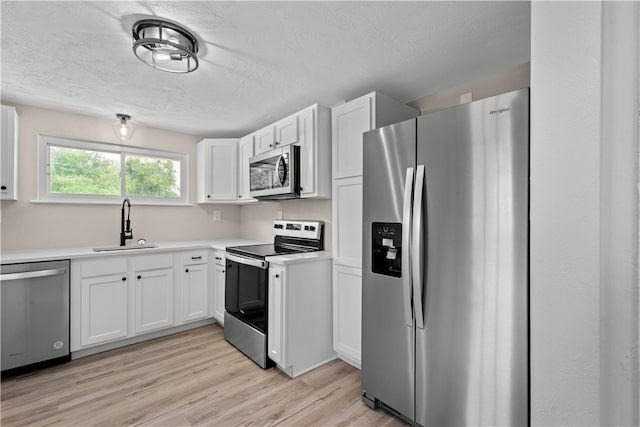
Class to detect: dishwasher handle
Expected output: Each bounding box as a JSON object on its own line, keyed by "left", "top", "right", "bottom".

{"left": 0, "top": 267, "right": 67, "bottom": 282}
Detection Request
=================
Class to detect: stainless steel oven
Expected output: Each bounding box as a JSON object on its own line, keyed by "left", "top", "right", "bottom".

{"left": 224, "top": 220, "right": 324, "bottom": 369}
{"left": 223, "top": 253, "right": 271, "bottom": 368}
{"left": 248, "top": 145, "right": 300, "bottom": 200}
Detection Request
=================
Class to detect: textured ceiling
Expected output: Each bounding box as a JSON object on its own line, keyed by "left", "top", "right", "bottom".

{"left": 1, "top": 1, "right": 531, "bottom": 138}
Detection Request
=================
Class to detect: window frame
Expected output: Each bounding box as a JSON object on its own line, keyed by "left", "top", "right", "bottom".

{"left": 38, "top": 134, "right": 189, "bottom": 205}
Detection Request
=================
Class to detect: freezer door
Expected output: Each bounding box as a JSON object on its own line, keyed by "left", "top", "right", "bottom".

{"left": 414, "top": 89, "right": 529, "bottom": 426}
{"left": 361, "top": 118, "right": 416, "bottom": 421}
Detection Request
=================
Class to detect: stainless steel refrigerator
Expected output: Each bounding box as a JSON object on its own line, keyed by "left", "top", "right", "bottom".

{"left": 361, "top": 88, "right": 529, "bottom": 426}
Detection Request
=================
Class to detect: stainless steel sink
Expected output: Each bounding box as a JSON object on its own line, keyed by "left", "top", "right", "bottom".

{"left": 92, "top": 244, "right": 158, "bottom": 252}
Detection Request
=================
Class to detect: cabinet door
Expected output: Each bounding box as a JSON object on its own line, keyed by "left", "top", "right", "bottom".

{"left": 331, "top": 94, "right": 373, "bottom": 179}
{"left": 332, "top": 264, "right": 362, "bottom": 367}
{"left": 81, "top": 273, "right": 128, "bottom": 347}
{"left": 213, "top": 262, "right": 226, "bottom": 324}
{"left": 198, "top": 139, "right": 238, "bottom": 202}
{"left": 254, "top": 126, "right": 275, "bottom": 155}
{"left": 332, "top": 176, "right": 363, "bottom": 268}
{"left": 267, "top": 266, "right": 286, "bottom": 367}
{"left": 135, "top": 268, "right": 174, "bottom": 334}
{"left": 237, "top": 135, "right": 255, "bottom": 201}
{"left": 1, "top": 105, "right": 18, "bottom": 200}
{"left": 183, "top": 263, "right": 208, "bottom": 322}
{"left": 274, "top": 114, "right": 299, "bottom": 148}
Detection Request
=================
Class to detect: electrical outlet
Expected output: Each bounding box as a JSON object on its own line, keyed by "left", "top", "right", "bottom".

{"left": 213, "top": 210, "right": 221, "bottom": 221}
{"left": 276, "top": 210, "right": 283, "bottom": 220}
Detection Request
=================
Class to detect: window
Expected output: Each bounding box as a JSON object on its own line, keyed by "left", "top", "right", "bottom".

{"left": 39, "top": 135, "right": 188, "bottom": 205}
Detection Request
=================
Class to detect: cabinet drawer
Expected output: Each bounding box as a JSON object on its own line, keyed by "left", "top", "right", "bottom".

{"left": 81, "top": 258, "right": 127, "bottom": 277}
{"left": 213, "top": 251, "right": 226, "bottom": 266}
{"left": 134, "top": 254, "right": 173, "bottom": 271}
{"left": 182, "top": 251, "right": 209, "bottom": 265}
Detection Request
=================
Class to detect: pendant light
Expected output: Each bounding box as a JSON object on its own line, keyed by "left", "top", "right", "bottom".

{"left": 132, "top": 19, "right": 199, "bottom": 73}
{"left": 113, "top": 114, "right": 134, "bottom": 141}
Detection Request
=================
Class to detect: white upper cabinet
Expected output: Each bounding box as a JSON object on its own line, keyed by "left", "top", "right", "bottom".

{"left": 274, "top": 114, "right": 299, "bottom": 148}
{"left": 254, "top": 126, "right": 275, "bottom": 155}
{"left": 237, "top": 134, "right": 256, "bottom": 202}
{"left": 297, "top": 104, "right": 331, "bottom": 199}
{"left": 1, "top": 105, "right": 18, "bottom": 200}
{"left": 331, "top": 91, "right": 418, "bottom": 180}
{"left": 332, "top": 95, "right": 372, "bottom": 179}
{"left": 197, "top": 103, "right": 331, "bottom": 203}
{"left": 197, "top": 138, "right": 239, "bottom": 203}
{"left": 254, "top": 112, "right": 300, "bottom": 155}
{"left": 252, "top": 104, "right": 330, "bottom": 199}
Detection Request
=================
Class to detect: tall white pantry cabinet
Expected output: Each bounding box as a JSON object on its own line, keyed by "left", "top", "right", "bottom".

{"left": 331, "top": 92, "right": 417, "bottom": 368}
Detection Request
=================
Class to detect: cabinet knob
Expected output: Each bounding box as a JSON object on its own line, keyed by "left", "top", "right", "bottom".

{"left": 275, "top": 274, "right": 280, "bottom": 278}
{"left": 269, "top": 143, "right": 273, "bottom": 148}
{"left": 122, "top": 277, "right": 126, "bottom": 281}
{"left": 0, "top": 185, "right": 6, "bottom": 190}
{"left": 185, "top": 268, "right": 189, "bottom": 273}
{"left": 137, "top": 275, "right": 142, "bottom": 280}
{"left": 207, "top": 195, "right": 211, "bottom": 198}
{"left": 222, "top": 270, "right": 225, "bottom": 273}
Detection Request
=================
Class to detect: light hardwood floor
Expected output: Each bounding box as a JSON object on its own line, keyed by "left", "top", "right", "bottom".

{"left": 1, "top": 325, "right": 405, "bottom": 426}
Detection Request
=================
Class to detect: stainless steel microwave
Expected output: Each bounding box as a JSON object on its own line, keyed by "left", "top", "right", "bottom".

{"left": 248, "top": 145, "right": 300, "bottom": 200}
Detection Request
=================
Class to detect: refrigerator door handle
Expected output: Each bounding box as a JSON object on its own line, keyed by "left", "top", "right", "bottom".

{"left": 401, "top": 167, "right": 415, "bottom": 326}
{"left": 412, "top": 164, "right": 425, "bottom": 329}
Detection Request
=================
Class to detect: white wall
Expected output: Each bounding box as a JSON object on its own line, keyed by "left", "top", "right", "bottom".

{"left": 0, "top": 104, "right": 332, "bottom": 251}
{"left": 240, "top": 199, "right": 332, "bottom": 248}
{"left": 600, "top": 2, "right": 639, "bottom": 425}
{"left": 531, "top": 1, "right": 639, "bottom": 426}
{"left": 0, "top": 105, "right": 241, "bottom": 250}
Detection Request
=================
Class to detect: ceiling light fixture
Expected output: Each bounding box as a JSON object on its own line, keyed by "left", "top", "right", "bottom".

{"left": 113, "top": 114, "right": 135, "bottom": 141}
{"left": 132, "top": 19, "right": 199, "bottom": 73}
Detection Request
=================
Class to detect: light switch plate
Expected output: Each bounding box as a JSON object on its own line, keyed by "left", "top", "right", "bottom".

{"left": 213, "top": 210, "right": 221, "bottom": 221}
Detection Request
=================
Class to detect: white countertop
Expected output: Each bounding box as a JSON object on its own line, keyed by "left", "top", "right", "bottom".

{"left": 0, "top": 238, "right": 266, "bottom": 264}
{"left": 1, "top": 239, "right": 333, "bottom": 265}
{"left": 266, "top": 250, "right": 333, "bottom": 265}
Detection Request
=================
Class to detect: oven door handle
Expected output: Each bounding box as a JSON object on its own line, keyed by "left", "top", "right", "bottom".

{"left": 226, "top": 253, "right": 268, "bottom": 269}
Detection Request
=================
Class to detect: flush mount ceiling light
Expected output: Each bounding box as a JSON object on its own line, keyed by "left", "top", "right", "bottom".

{"left": 132, "top": 19, "right": 199, "bottom": 73}
{"left": 113, "top": 114, "right": 135, "bottom": 141}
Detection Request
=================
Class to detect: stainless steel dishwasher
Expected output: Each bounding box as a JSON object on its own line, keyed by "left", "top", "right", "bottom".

{"left": 1, "top": 260, "right": 70, "bottom": 375}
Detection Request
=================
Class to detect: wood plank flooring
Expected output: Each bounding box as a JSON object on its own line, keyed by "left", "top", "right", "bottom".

{"left": 1, "top": 325, "right": 405, "bottom": 426}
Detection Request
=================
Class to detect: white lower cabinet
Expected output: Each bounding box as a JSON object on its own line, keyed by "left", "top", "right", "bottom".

{"left": 211, "top": 250, "right": 226, "bottom": 324}
{"left": 181, "top": 251, "right": 209, "bottom": 322}
{"left": 267, "top": 258, "right": 335, "bottom": 377}
{"left": 267, "top": 265, "right": 286, "bottom": 366}
{"left": 72, "top": 249, "right": 216, "bottom": 353}
{"left": 332, "top": 264, "right": 362, "bottom": 368}
{"left": 134, "top": 266, "right": 174, "bottom": 334}
{"left": 80, "top": 269, "right": 128, "bottom": 348}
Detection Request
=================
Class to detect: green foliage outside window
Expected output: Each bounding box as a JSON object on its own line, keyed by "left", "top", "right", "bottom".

{"left": 49, "top": 145, "right": 180, "bottom": 199}
{"left": 125, "top": 155, "right": 179, "bottom": 198}
{"left": 50, "top": 146, "right": 120, "bottom": 195}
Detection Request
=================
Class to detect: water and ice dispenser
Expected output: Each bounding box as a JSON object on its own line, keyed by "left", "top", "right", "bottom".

{"left": 371, "top": 222, "right": 402, "bottom": 277}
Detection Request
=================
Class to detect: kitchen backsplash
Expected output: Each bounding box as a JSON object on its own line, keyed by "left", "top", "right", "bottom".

{"left": 240, "top": 199, "right": 332, "bottom": 249}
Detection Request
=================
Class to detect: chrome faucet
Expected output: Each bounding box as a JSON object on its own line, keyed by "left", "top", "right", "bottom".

{"left": 120, "top": 198, "right": 133, "bottom": 246}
